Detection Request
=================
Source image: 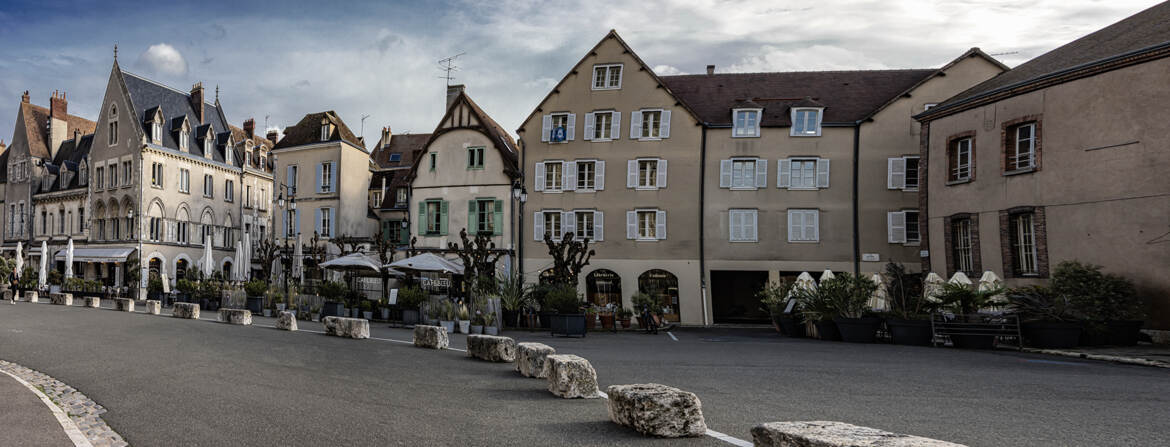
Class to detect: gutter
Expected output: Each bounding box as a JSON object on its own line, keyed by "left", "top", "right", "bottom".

{"left": 698, "top": 125, "right": 709, "bottom": 326}
{"left": 852, "top": 122, "right": 861, "bottom": 276}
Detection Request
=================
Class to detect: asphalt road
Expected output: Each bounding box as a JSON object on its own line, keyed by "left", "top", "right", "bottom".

{"left": 0, "top": 371, "right": 73, "bottom": 447}
{"left": 2, "top": 302, "right": 1169, "bottom": 446}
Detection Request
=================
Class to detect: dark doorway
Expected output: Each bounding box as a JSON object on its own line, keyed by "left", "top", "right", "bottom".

{"left": 711, "top": 270, "right": 769, "bottom": 324}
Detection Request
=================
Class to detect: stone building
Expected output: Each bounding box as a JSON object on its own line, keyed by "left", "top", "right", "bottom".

{"left": 369, "top": 126, "right": 427, "bottom": 246}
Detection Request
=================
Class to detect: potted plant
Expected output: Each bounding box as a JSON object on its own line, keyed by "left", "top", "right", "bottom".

{"left": 1007, "top": 285, "right": 1082, "bottom": 348}
{"left": 584, "top": 305, "right": 598, "bottom": 330}
{"left": 630, "top": 292, "right": 657, "bottom": 329}
{"left": 360, "top": 300, "right": 374, "bottom": 320}
{"left": 936, "top": 282, "right": 1004, "bottom": 349}
{"left": 457, "top": 302, "right": 471, "bottom": 334}
{"left": 617, "top": 307, "right": 633, "bottom": 329}
{"left": 599, "top": 306, "right": 616, "bottom": 330}
{"left": 263, "top": 297, "right": 274, "bottom": 317}
{"left": 147, "top": 274, "right": 164, "bottom": 301}
{"left": 176, "top": 279, "right": 196, "bottom": 303}
{"left": 483, "top": 312, "right": 499, "bottom": 335}
{"left": 824, "top": 274, "right": 880, "bottom": 343}
{"left": 790, "top": 280, "right": 842, "bottom": 341}
{"left": 244, "top": 280, "right": 267, "bottom": 314}
{"left": 547, "top": 284, "right": 586, "bottom": 337}
{"left": 498, "top": 273, "right": 530, "bottom": 328}
{"left": 310, "top": 305, "right": 321, "bottom": 322}
{"left": 398, "top": 286, "right": 425, "bottom": 325}
{"left": 758, "top": 280, "right": 804, "bottom": 337}
{"left": 529, "top": 284, "right": 555, "bottom": 329}
{"left": 316, "top": 281, "right": 347, "bottom": 318}
{"left": 470, "top": 313, "right": 484, "bottom": 335}
{"left": 439, "top": 301, "right": 456, "bottom": 334}
{"left": 884, "top": 263, "right": 934, "bottom": 346}
{"left": 1052, "top": 261, "right": 1144, "bottom": 346}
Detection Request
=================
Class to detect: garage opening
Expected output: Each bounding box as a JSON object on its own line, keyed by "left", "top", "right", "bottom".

{"left": 710, "top": 270, "right": 769, "bottom": 324}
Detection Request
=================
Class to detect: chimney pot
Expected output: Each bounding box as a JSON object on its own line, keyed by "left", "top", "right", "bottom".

{"left": 446, "top": 84, "right": 465, "bottom": 110}
{"left": 189, "top": 82, "right": 205, "bottom": 123}
{"left": 243, "top": 118, "right": 255, "bottom": 139}
{"left": 706, "top": 65, "right": 715, "bottom": 75}
{"left": 266, "top": 130, "right": 279, "bottom": 144}
{"left": 50, "top": 90, "right": 68, "bottom": 121}
{"left": 21, "top": 91, "right": 30, "bottom": 103}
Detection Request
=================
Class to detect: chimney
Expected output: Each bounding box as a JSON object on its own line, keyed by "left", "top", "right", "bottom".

{"left": 706, "top": 65, "right": 715, "bottom": 76}
{"left": 50, "top": 90, "right": 67, "bottom": 120}
{"left": 48, "top": 91, "right": 69, "bottom": 158}
{"left": 266, "top": 129, "right": 279, "bottom": 145}
{"left": 446, "top": 84, "right": 465, "bottom": 110}
{"left": 21, "top": 91, "right": 30, "bottom": 103}
{"left": 243, "top": 118, "right": 255, "bottom": 139}
{"left": 189, "top": 82, "right": 205, "bottom": 123}
{"left": 381, "top": 126, "right": 391, "bottom": 147}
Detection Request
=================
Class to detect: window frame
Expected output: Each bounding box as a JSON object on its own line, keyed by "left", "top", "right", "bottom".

{"left": 543, "top": 211, "right": 563, "bottom": 240}
{"left": 576, "top": 160, "right": 596, "bottom": 191}
{"left": 636, "top": 209, "right": 658, "bottom": 241}
{"left": 947, "top": 132, "right": 976, "bottom": 184}
{"left": 903, "top": 156, "right": 921, "bottom": 191}
{"left": 732, "top": 108, "right": 762, "bottom": 138}
{"left": 425, "top": 200, "right": 443, "bottom": 235}
{"left": 952, "top": 217, "right": 974, "bottom": 275}
{"left": 790, "top": 108, "right": 823, "bottom": 137}
{"left": 591, "top": 64, "right": 623, "bottom": 90}
{"left": 786, "top": 209, "right": 820, "bottom": 243}
{"left": 178, "top": 168, "right": 190, "bottom": 194}
{"left": 592, "top": 111, "right": 614, "bottom": 141}
{"left": 728, "top": 208, "right": 759, "bottom": 242}
{"left": 467, "top": 146, "right": 485, "bottom": 170}
{"left": 1002, "top": 117, "right": 1041, "bottom": 175}
{"left": 224, "top": 179, "right": 234, "bottom": 203}
{"left": 788, "top": 158, "right": 819, "bottom": 190}
{"left": 639, "top": 109, "right": 663, "bottom": 139}
{"left": 475, "top": 199, "right": 495, "bottom": 235}
{"left": 320, "top": 161, "right": 334, "bottom": 192}
{"left": 543, "top": 161, "right": 563, "bottom": 192}
{"left": 574, "top": 210, "right": 595, "bottom": 241}
{"left": 203, "top": 174, "right": 214, "bottom": 198}
{"left": 730, "top": 158, "right": 758, "bottom": 190}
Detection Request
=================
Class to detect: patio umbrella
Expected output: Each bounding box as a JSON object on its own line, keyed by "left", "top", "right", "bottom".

{"left": 322, "top": 253, "right": 403, "bottom": 276}
{"left": 387, "top": 253, "right": 463, "bottom": 274}
{"left": 64, "top": 238, "right": 74, "bottom": 279}
{"left": 868, "top": 273, "right": 889, "bottom": 311}
{"left": 923, "top": 272, "right": 945, "bottom": 303}
{"left": 38, "top": 241, "right": 47, "bottom": 288}
{"left": 233, "top": 241, "right": 244, "bottom": 281}
{"left": 161, "top": 273, "right": 170, "bottom": 293}
{"left": 818, "top": 269, "right": 835, "bottom": 284}
{"left": 203, "top": 241, "right": 213, "bottom": 278}
{"left": 292, "top": 236, "right": 303, "bottom": 281}
{"left": 14, "top": 242, "right": 22, "bottom": 279}
{"left": 978, "top": 271, "right": 1006, "bottom": 311}
{"left": 948, "top": 271, "right": 972, "bottom": 286}
{"left": 243, "top": 232, "right": 252, "bottom": 281}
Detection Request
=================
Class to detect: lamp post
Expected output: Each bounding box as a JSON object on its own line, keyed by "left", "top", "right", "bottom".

{"left": 511, "top": 181, "right": 527, "bottom": 280}
{"left": 276, "top": 186, "right": 297, "bottom": 303}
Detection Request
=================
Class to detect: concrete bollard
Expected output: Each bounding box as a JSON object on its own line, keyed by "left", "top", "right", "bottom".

{"left": 25, "top": 291, "right": 38, "bottom": 303}
{"left": 412, "top": 325, "right": 448, "bottom": 349}
{"left": 218, "top": 308, "right": 253, "bottom": 325}
{"left": 145, "top": 300, "right": 161, "bottom": 315}
{"left": 544, "top": 354, "right": 600, "bottom": 399}
{"left": 607, "top": 384, "right": 707, "bottom": 438}
{"left": 516, "top": 343, "right": 556, "bottom": 378}
{"left": 115, "top": 298, "right": 134, "bottom": 312}
{"left": 50, "top": 293, "right": 74, "bottom": 306}
{"left": 323, "top": 316, "right": 370, "bottom": 339}
{"left": 275, "top": 311, "right": 298, "bottom": 331}
{"left": 172, "top": 302, "right": 200, "bottom": 319}
{"left": 466, "top": 334, "right": 518, "bottom": 362}
{"left": 751, "top": 421, "right": 966, "bottom": 447}
{"left": 85, "top": 297, "right": 101, "bottom": 308}
{"left": 4, "top": 289, "right": 14, "bottom": 303}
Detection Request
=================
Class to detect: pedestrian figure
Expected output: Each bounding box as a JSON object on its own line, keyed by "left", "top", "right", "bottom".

{"left": 641, "top": 305, "right": 658, "bottom": 334}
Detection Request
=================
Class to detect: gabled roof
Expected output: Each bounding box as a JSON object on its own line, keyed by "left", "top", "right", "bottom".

{"left": 370, "top": 132, "right": 429, "bottom": 169}
{"left": 18, "top": 102, "right": 96, "bottom": 159}
{"left": 517, "top": 29, "right": 701, "bottom": 134}
{"left": 228, "top": 124, "right": 275, "bottom": 172}
{"left": 662, "top": 69, "right": 935, "bottom": 126}
{"left": 38, "top": 133, "right": 91, "bottom": 193}
{"left": 412, "top": 90, "right": 519, "bottom": 179}
{"left": 921, "top": 2, "right": 1170, "bottom": 120}
{"left": 272, "top": 111, "right": 365, "bottom": 151}
{"left": 121, "top": 71, "right": 231, "bottom": 163}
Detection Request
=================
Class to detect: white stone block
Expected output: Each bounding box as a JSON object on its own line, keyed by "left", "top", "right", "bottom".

{"left": 607, "top": 384, "right": 707, "bottom": 438}
{"left": 751, "top": 421, "right": 966, "bottom": 447}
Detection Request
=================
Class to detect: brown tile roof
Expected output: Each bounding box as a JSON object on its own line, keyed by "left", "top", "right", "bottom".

{"left": 412, "top": 91, "right": 519, "bottom": 179}
{"left": 926, "top": 2, "right": 1170, "bottom": 117}
{"left": 370, "top": 132, "right": 429, "bottom": 169}
{"left": 272, "top": 111, "right": 365, "bottom": 151}
{"left": 661, "top": 69, "right": 935, "bottom": 126}
{"left": 228, "top": 124, "right": 275, "bottom": 171}
{"left": 20, "top": 102, "right": 96, "bottom": 158}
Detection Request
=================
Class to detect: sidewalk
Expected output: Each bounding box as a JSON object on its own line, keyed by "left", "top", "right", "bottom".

{"left": 1023, "top": 344, "right": 1170, "bottom": 368}
{"left": 0, "top": 371, "right": 76, "bottom": 447}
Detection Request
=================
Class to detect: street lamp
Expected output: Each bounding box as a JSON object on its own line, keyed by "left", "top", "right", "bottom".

{"left": 276, "top": 183, "right": 297, "bottom": 305}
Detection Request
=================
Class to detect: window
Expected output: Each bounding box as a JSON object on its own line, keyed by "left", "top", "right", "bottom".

{"left": 259, "top": 188, "right": 267, "bottom": 210}
{"left": 388, "top": 153, "right": 402, "bottom": 162}
{"left": 887, "top": 210, "right": 920, "bottom": 244}
{"left": 733, "top": 109, "right": 761, "bottom": 137}
{"left": 542, "top": 211, "right": 562, "bottom": 240}
{"left": 320, "top": 123, "right": 330, "bottom": 141}
{"left": 149, "top": 217, "right": 161, "bottom": 242}
{"left": 472, "top": 199, "right": 498, "bottom": 235}
{"left": 203, "top": 135, "right": 213, "bottom": 155}
{"left": 151, "top": 119, "right": 161, "bottom": 144}
{"left": 1009, "top": 212, "right": 1039, "bottom": 276}
{"left": 177, "top": 221, "right": 188, "bottom": 244}
{"left": 287, "top": 165, "right": 298, "bottom": 195}
{"left": 467, "top": 146, "right": 485, "bottom": 169}
{"left": 628, "top": 158, "right": 667, "bottom": 189}
{"left": 640, "top": 110, "right": 662, "bottom": 139}
{"left": 320, "top": 162, "right": 334, "bottom": 192}
{"left": 59, "top": 209, "right": 64, "bottom": 233}
{"left": 720, "top": 158, "right": 765, "bottom": 189}
{"left": 178, "top": 168, "right": 190, "bottom": 193}
{"left": 787, "top": 209, "right": 819, "bottom": 242}
{"left": 790, "top": 108, "right": 822, "bottom": 136}
{"left": 575, "top": 211, "right": 595, "bottom": 240}
{"left": 542, "top": 161, "right": 562, "bottom": 192}
{"left": 948, "top": 136, "right": 973, "bottom": 182}
{"left": 246, "top": 185, "right": 253, "bottom": 208}
{"left": 95, "top": 167, "right": 104, "bottom": 189}
{"left": 550, "top": 113, "right": 571, "bottom": 143}
{"left": 778, "top": 158, "right": 829, "bottom": 189}
{"left": 122, "top": 161, "right": 131, "bottom": 186}
{"left": 729, "top": 209, "right": 758, "bottom": 242}
{"left": 179, "top": 128, "right": 189, "bottom": 151}
{"left": 576, "top": 161, "right": 596, "bottom": 190}
{"left": 586, "top": 111, "right": 617, "bottom": 140}
{"left": 1006, "top": 122, "right": 1037, "bottom": 172}
{"left": 109, "top": 166, "right": 118, "bottom": 189}
{"left": 225, "top": 144, "right": 233, "bottom": 165}
{"left": 905, "top": 210, "right": 920, "bottom": 243}
{"left": 40, "top": 210, "right": 46, "bottom": 235}
{"left": 371, "top": 191, "right": 382, "bottom": 208}
{"left": 203, "top": 174, "right": 214, "bottom": 197}
{"left": 320, "top": 207, "right": 332, "bottom": 237}
{"left": 592, "top": 64, "right": 622, "bottom": 90}
{"left": 951, "top": 217, "right": 974, "bottom": 274}
{"left": 636, "top": 210, "right": 659, "bottom": 240}
{"left": 428, "top": 153, "right": 437, "bottom": 171}
{"left": 150, "top": 163, "right": 163, "bottom": 187}
{"left": 396, "top": 188, "right": 407, "bottom": 206}
{"left": 108, "top": 105, "right": 118, "bottom": 146}
{"left": 425, "top": 200, "right": 443, "bottom": 235}
{"left": 225, "top": 179, "right": 234, "bottom": 202}
{"left": 888, "top": 156, "right": 921, "bottom": 190}
{"left": 78, "top": 208, "right": 83, "bottom": 234}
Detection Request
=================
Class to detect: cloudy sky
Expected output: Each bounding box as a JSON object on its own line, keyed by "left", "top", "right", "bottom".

{"left": 0, "top": 0, "right": 1161, "bottom": 145}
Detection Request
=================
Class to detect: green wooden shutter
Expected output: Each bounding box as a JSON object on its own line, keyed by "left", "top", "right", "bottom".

{"left": 418, "top": 202, "right": 427, "bottom": 234}
{"left": 399, "top": 222, "right": 410, "bottom": 245}
{"left": 440, "top": 200, "right": 449, "bottom": 236}
{"left": 468, "top": 200, "right": 478, "bottom": 234}
{"left": 493, "top": 199, "right": 504, "bottom": 236}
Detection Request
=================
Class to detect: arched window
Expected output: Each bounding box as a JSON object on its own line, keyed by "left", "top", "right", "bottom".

{"left": 638, "top": 269, "right": 680, "bottom": 322}
{"left": 586, "top": 270, "right": 621, "bottom": 307}
{"left": 222, "top": 260, "right": 233, "bottom": 277}
{"left": 149, "top": 257, "right": 162, "bottom": 276}
{"left": 175, "top": 258, "right": 188, "bottom": 280}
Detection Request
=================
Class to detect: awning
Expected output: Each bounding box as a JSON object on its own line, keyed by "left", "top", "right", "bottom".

{"left": 387, "top": 253, "right": 464, "bottom": 274}
{"left": 54, "top": 247, "right": 135, "bottom": 263}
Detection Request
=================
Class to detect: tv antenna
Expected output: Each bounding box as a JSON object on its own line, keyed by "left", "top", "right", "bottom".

{"left": 360, "top": 114, "right": 371, "bottom": 140}
{"left": 437, "top": 52, "right": 466, "bottom": 86}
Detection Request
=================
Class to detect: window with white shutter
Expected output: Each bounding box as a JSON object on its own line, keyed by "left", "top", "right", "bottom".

{"left": 732, "top": 109, "right": 761, "bottom": 137}
{"left": 634, "top": 109, "right": 667, "bottom": 139}
{"left": 887, "top": 211, "right": 907, "bottom": 244}
{"left": 574, "top": 210, "right": 594, "bottom": 240}
{"left": 540, "top": 161, "right": 562, "bottom": 192}
{"left": 729, "top": 209, "right": 758, "bottom": 242}
{"left": 888, "top": 156, "right": 920, "bottom": 190}
{"left": 723, "top": 158, "right": 766, "bottom": 190}
{"left": 562, "top": 161, "right": 577, "bottom": 191}
{"left": 575, "top": 161, "right": 596, "bottom": 191}
{"left": 790, "top": 108, "right": 823, "bottom": 136}
{"left": 787, "top": 209, "right": 819, "bottom": 242}
{"left": 779, "top": 158, "right": 829, "bottom": 190}
{"left": 586, "top": 112, "right": 616, "bottom": 141}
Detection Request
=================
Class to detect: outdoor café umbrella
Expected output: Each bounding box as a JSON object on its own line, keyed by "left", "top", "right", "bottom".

{"left": 948, "top": 271, "right": 973, "bottom": 286}
{"left": 243, "top": 232, "right": 252, "bottom": 281}
{"left": 818, "top": 269, "right": 835, "bottom": 284}
{"left": 868, "top": 273, "right": 889, "bottom": 312}
{"left": 923, "top": 272, "right": 945, "bottom": 302}
{"left": 387, "top": 253, "right": 463, "bottom": 275}
{"left": 38, "top": 241, "right": 47, "bottom": 288}
{"left": 978, "top": 270, "right": 1006, "bottom": 311}
{"left": 203, "top": 241, "right": 214, "bottom": 278}
{"left": 14, "top": 242, "right": 22, "bottom": 279}
{"left": 321, "top": 253, "right": 402, "bottom": 276}
{"left": 233, "top": 241, "right": 244, "bottom": 281}
{"left": 292, "top": 236, "right": 303, "bottom": 280}
{"left": 65, "top": 238, "right": 74, "bottom": 279}
{"left": 161, "top": 273, "right": 170, "bottom": 293}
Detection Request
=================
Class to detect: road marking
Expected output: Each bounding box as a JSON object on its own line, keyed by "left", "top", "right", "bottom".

{"left": 706, "top": 429, "right": 753, "bottom": 447}
{"left": 667, "top": 331, "right": 678, "bottom": 341}
{"left": 0, "top": 368, "right": 94, "bottom": 447}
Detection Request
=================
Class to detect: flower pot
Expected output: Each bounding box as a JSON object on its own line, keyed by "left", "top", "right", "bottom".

{"left": 470, "top": 325, "right": 483, "bottom": 334}
{"left": 263, "top": 309, "right": 272, "bottom": 317}
{"left": 619, "top": 318, "right": 631, "bottom": 329}
{"left": 321, "top": 302, "right": 343, "bottom": 318}
{"left": 550, "top": 313, "right": 587, "bottom": 337}
{"left": 834, "top": 317, "right": 881, "bottom": 343}
{"left": 351, "top": 308, "right": 361, "bottom": 318}
{"left": 246, "top": 296, "right": 264, "bottom": 314}
{"left": 599, "top": 314, "right": 615, "bottom": 329}
{"left": 402, "top": 309, "right": 420, "bottom": 325}
{"left": 458, "top": 320, "right": 470, "bottom": 334}
{"left": 813, "top": 320, "right": 841, "bottom": 341}
{"left": 950, "top": 334, "right": 996, "bottom": 349}
{"left": 310, "top": 313, "right": 319, "bottom": 321}
{"left": 484, "top": 326, "right": 499, "bottom": 336}
{"left": 1105, "top": 320, "right": 1143, "bottom": 346}
{"left": 380, "top": 308, "right": 390, "bottom": 320}
{"left": 584, "top": 313, "right": 597, "bottom": 330}
{"left": 775, "top": 315, "right": 806, "bottom": 338}
{"left": 887, "top": 318, "right": 934, "bottom": 346}
{"left": 363, "top": 311, "right": 373, "bottom": 320}
{"left": 1022, "top": 321, "right": 1082, "bottom": 349}
{"left": 276, "top": 303, "right": 286, "bottom": 311}
{"left": 440, "top": 320, "right": 455, "bottom": 333}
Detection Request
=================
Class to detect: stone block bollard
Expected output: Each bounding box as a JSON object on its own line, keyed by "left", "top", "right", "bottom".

{"left": 412, "top": 325, "right": 449, "bottom": 349}
{"left": 607, "top": 384, "right": 707, "bottom": 438}
{"left": 172, "top": 302, "right": 200, "bottom": 319}
{"left": 275, "top": 311, "right": 298, "bottom": 331}
{"left": 50, "top": 292, "right": 73, "bottom": 306}
{"left": 218, "top": 308, "right": 253, "bottom": 325}
{"left": 85, "top": 297, "right": 100, "bottom": 308}
{"left": 145, "top": 300, "right": 161, "bottom": 315}
{"left": 544, "top": 354, "right": 600, "bottom": 399}
{"left": 115, "top": 298, "right": 135, "bottom": 312}
{"left": 323, "top": 316, "right": 370, "bottom": 339}
{"left": 751, "top": 421, "right": 966, "bottom": 447}
{"left": 516, "top": 343, "right": 556, "bottom": 378}
{"left": 25, "top": 291, "right": 38, "bottom": 303}
{"left": 466, "top": 334, "right": 518, "bottom": 362}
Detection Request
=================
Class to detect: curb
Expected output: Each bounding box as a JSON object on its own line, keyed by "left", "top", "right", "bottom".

{"left": 0, "top": 367, "right": 94, "bottom": 447}
{"left": 1023, "top": 348, "right": 1170, "bottom": 368}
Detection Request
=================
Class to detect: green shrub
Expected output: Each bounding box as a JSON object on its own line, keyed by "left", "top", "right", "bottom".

{"left": 936, "top": 282, "right": 1003, "bottom": 315}
{"left": 359, "top": 300, "right": 372, "bottom": 311}
{"left": 48, "top": 269, "right": 63, "bottom": 286}
{"left": 317, "top": 281, "right": 347, "bottom": 302}
{"left": 791, "top": 273, "right": 878, "bottom": 320}
{"left": 397, "top": 285, "right": 427, "bottom": 308}
{"left": 544, "top": 285, "right": 582, "bottom": 314}
{"left": 630, "top": 292, "right": 656, "bottom": 312}
{"left": 1006, "top": 285, "right": 1080, "bottom": 321}
{"left": 177, "top": 279, "right": 197, "bottom": 294}
{"left": 1051, "top": 261, "right": 1142, "bottom": 321}
{"left": 244, "top": 280, "right": 268, "bottom": 297}
{"left": 148, "top": 273, "right": 164, "bottom": 294}
{"left": 884, "top": 263, "right": 932, "bottom": 320}
{"left": 756, "top": 280, "right": 792, "bottom": 316}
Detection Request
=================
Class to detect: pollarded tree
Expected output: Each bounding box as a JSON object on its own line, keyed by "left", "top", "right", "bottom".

{"left": 371, "top": 230, "right": 397, "bottom": 302}
{"left": 449, "top": 228, "right": 506, "bottom": 298}
{"left": 543, "top": 231, "right": 594, "bottom": 287}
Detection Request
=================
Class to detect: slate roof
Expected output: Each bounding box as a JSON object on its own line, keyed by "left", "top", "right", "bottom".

{"left": 272, "top": 111, "right": 365, "bottom": 151}
{"left": 228, "top": 124, "right": 275, "bottom": 172}
{"left": 370, "top": 170, "right": 394, "bottom": 190}
{"left": 0, "top": 146, "right": 8, "bottom": 183}
{"left": 122, "top": 71, "right": 232, "bottom": 163}
{"left": 37, "top": 133, "right": 93, "bottom": 193}
{"left": 370, "top": 132, "right": 429, "bottom": 169}
{"left": 926, "top": 1, "right": 1170, "bottom": 116}
{"left": 661, "top": 69, "right": 935, "bottom": 126}
{"left": 18, "top": 102, "right": 96, "bottom": 159}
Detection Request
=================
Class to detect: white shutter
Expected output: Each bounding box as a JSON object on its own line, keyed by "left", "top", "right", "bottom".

{"left": 730, "top": 211, "right": 741, "bottom": 241}
{"left": 562, "top": 211, "right": 575, "bottom": 238}
{"left": 755, "top": 159, "right": 768, "bottom": 188}
{"left": 534, "top": 211, "right": 544, "bottom": 241}
{"left": 660, "top": 110, "right": 671, "bottom": 138}
{"left": 541, "top": 115, "right": 552, "bottom": 142}
{"left": 630, "top": 111, "right": 643, "bottom": 139}
{"left": 590, "top": 68, "right": 600, "bottom": 89}
{"left": 816, "top": 159, "right": 830, "bottom": 188}
{"left": 593, "top": 211, "right": 604, "bottom": 242}
{"left": 888, "top": 158, "right": 907, "bottom": 189}
{"left": 610, "top": 112, "right": 621, "bottom": 140}
{"left": 583, "top": 113, "right": 595, "bottom": 141}
{"left": 787, "top": 211, "right": 798, "bottom": 242}
{"left": 655, "top": 210, "right": 666, "bottom": 240}
{"left": 778, "top": 159, "right": 791, "bottom": 188}
{"left": 626, "top": 160, "right": 637, "bottom": 188}
{"left": 888, "top": 211, "right": 907, "bottom": 243}
{"left": 719, "top": 160, "right": 732, "bottom": 188}
{"left": 809, "top": 211, "right": 820, "bottom": 241}
{"left": 314, "top": 208, "right": 322, "bottom": 235}
{"left": 748, "top": 211, "right": 758, "bottom": 241}
{"left": 626, "top": 211, "right": 636, "bottom": 239}
{"left": 534, "top": 162, "right": 545, "bottom": 192}
{"left": 594, "top": 161, "right": 605, "bottom": 190}
{"left": 563, "top": 161, "right": 577, "bottom": 191}
{"left": 656, "top": 159, "right": 667, "bottom": 188}
{"left": 329, "top": 208, "right": 336, "bottom": 238}
{"left": 566, "top": 113, "right": 576, "bottom": 141}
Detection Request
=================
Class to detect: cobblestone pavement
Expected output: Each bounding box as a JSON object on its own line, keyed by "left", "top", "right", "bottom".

{"left": 0, "top": 360, "right": 127, "bottom": 447}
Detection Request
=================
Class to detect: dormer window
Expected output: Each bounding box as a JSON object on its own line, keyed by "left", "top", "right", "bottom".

{"left": 320, "top": 119, "right": 331, "bottom": 141}
{"left": 732, "top": 109, "right": 761, "bottom": 138}
{"left": 60, "top": 171, "right": 68, "bottom": 189}
{"left": 179, "top": 127, "right": 189, "bottom": 151}
{"left": 79, "top": 161, "right": 88, "bottom": 185}
{"left": 151, "top": 118, "right": 162, "bottom": 144}
{"left": 790, "top": 108, "right": 823, "bottom": 137}
{"left": 203, "top": 131, "right": 214, "bottom": 155}
{"left": 225, "top": 138, "right": 234, "bottom": 165}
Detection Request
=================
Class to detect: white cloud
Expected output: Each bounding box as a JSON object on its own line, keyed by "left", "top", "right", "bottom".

{"left": 137, "top": 43, "right": 188, "bottom": 76}
{"left": 653, "top": 65, "right": 686, "bottom": 76}
{"left": 727, "top": 45, "right": 891, "bottom": 73}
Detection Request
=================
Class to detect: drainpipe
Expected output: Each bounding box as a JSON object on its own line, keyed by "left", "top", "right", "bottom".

{"left": 698, "top": 125, "right": 709, "bottom": 326}
{"left": 517, "top": 139, "right": 525, "bottom": 281}
{"left": 851, "top": 122, "right": 861, "bottom": 276}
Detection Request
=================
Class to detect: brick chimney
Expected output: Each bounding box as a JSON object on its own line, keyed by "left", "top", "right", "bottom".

{"left": 243, "top": 118, "right": 255, "bottom": 139}
{"left": 21, "top": 91, "right": 30, "bottom": 103}
{"left": 48, "top": 91, "right": 69, "bottom": 158}
{"left": 446, "top": 84, "right": 465, "bottom": 110}
{"left": 707, "top": 65, "right": 715, "bottom": 75}
{"left": 266, "top": 129, "right": 279, "bottom": 145}
{"left": 189, "top": 82, "right": 205, "bottom": 123}
{"left": 381, "top": 126, "right": 391, "bottom": 148}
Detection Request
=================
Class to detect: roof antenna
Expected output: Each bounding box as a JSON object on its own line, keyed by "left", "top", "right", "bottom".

{"left": 264, "top": 115, "right": 270, "bottom": 131}
{"left": 437, "top": 52, "right": 466, "bottom": 86}
{"left": 360, "top": 114, "right": 371, "bottom": 140}
{"left": 113, "top": 44, "right": 118, "bottom": 62}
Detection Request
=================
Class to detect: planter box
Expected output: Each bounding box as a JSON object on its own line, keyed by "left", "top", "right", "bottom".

{"left": 1022, "top": 321, "right": 1082, "bottom": 349}
{"left": 834, "top": 317, "right": 881, "bottom": 343}
{"left": 775, "top": 316, "right": 806, "bottom": 338}
{"left": 812, "top": 320, "right": 841, "bottom": 341}
{"left": 246, "top": 296, "right": 264, "bottom": 314}
{"left": 402, "top": 309, "right": 420, "bottom": 325}
{"left": 321, "top": 302, "right": 344, "bottom": 318}
{"left": 551, "top": 313, "right": 587, "bottom": 338}
{"left": 887, "top": 318, "right": 933, "bottom": 346}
